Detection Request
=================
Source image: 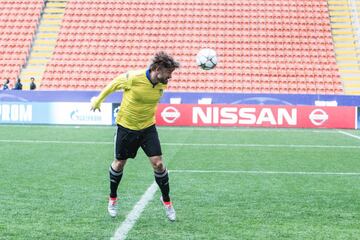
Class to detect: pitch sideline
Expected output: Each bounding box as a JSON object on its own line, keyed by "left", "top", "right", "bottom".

{"left": 169, "top": 169, "right": 360, "bottom": 176}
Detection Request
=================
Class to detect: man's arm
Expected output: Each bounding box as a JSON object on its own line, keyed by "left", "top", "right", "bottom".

{"left": 90, "top": 73, "right": 131, "bottom": 112}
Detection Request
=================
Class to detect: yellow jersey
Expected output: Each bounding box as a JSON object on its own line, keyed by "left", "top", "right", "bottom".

{"left": 92, "top": 69, "right": 167, "bottom": 130}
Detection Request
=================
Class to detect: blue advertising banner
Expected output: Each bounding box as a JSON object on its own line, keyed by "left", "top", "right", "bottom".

{"left": 0, "top": 102, "right": 51, "bottom": 124}
{"left": 2, "top": 90, "right": 360, "bottom": 106}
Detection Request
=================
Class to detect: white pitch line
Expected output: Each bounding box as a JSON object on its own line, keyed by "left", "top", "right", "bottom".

{"left": 0, "top": 139, "right": 111, "bottom": 145}
{"left": 0, "top": 124, "right": 340, "bottom": 133}
{"left": 338, "top": 130, "right": 360, "bottom": 141}
{"left": 163, "top": 143, "right": 360, "bottom": 149}
{"left": 0, "top": 139, "right": 360, "bottom": 149}
{"left": 170, "top": 169, "right": 360, "bottom": 176}
{"left": 111, "top": 182, "right": 158, "bottom": 240}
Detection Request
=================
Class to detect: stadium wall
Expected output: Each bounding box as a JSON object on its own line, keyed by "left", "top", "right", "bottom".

{"left": 2, "top": 90, "right": 360, "bottom": 106}
{"left": 0, "top": 91, "right": 359, "bottom": 129}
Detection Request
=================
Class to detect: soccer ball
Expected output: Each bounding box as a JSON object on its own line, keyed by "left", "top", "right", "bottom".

{"left": 196, "top": 48, "right": 217, "bottom": 70}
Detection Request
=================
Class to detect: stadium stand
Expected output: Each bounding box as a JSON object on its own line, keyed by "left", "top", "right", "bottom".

{"left": 328, "top": 0, "right": 360, "bottom": 95}
{"left": 39, "top": 0, "right": 343, "bottom": 94}
{"left": 0, "top": 0, "right": 44, "bottom": 84}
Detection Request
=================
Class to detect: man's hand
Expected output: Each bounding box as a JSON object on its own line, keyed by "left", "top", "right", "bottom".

{"left": 90, "top": 96, "right": 101, "bottom": 112}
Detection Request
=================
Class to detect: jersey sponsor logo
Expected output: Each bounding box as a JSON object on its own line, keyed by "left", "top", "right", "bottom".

{"left": 161, "top": 106, "right": 181, "bottom": 123}
{"left": 309, "top": 109, "right": 328, "bottom": 126}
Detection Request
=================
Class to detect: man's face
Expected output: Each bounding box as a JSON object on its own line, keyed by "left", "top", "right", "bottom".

{"left": 153, "top": 67, "right": 175, "bottom": 84}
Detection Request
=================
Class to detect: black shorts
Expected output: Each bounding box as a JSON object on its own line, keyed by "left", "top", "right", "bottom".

{"left": 114, "top": 124, "right": 162, "bottom": 160}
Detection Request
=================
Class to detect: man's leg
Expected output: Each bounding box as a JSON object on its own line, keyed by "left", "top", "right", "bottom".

{"left": 108, "top": 124, "right": 141, "bottom": 217}
{"left": 109, "top": 159, "right": 127, "bottom": 198}
{"left": 149, "top": 156, "right": 175, "bottom": 221}
{"left": 150, "top": 156, "right": 170, "bottom": 201}
{"left": 141, "top": 125, "right": 175, "bottom": 221}
{"left": 108, "top": 159, "right": 127, "bottom": 217}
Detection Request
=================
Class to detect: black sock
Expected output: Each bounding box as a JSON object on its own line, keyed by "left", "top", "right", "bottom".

{"left": 109, "top": 166, "right": 123, "bottom": 198}
{"left": 154, "top": 168, "right": 170, "bottom": 202}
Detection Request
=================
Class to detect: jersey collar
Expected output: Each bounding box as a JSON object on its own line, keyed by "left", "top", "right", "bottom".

{"left": 146, "top": 68, "right": 151, "bottom": 81}
{"left": 146, "top": 68, "right": 158, "bottom": 87}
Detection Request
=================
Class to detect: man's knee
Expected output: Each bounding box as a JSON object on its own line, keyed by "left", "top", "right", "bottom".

{"left": 150, "top": 156, "right": 165, "bottom": 171}
{"left": 112, "top": 159, "right": 127, "bottom": 171}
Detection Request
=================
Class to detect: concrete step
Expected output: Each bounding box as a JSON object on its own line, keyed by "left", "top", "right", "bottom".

{"left": 32, "top": 45, "right": 55, "bottom": 51}
{"left": 328, "top": 5, "right": 351, "bottom": 11}
{"left": 28, "top": 59, "right": 49, "bottom": 65}
{"left": 344, "top": 83, "right": 360, "bottom": 88}
{"left": 335, "top": 50, "right": 358, "bottom": 55}
{"left": 331, "top": 23, "right": 352, "bottom": 29}
{"left": 37, "top": 33, "right": 58, "bottom": 38}
{"left": 38, "top": 26, "right": 59, "bottom": 32}
{"left": 44, "top": 8, "right": 65, "bottom": 14}
{"left": 328, "top": 1, "right": 347, "bottom": 4}
{"left": 338, "top": 63, "right": 360, "bottom": 68}
{"left": 332, "top": 29, "right": 353, "bottom": 35}
{"left": 41, "top": 19, "right": 63, "bottom": 25}
{"left": 42, "top": 14, "right": 63, "bottom": 19}
{"left": 30, "top": 52, "right": 53, "bottom": 58}
{"left": 36, "top": 39, "right": 57, "bottom": 45}
{"left": 330, "top": 17, "right": 352, "bottom": 23}
{"left": 342, "top": 76, "right": 360, "bottom": 81}
{"left": 329, "top": 11, "right": 351, "bottom": 17}
{"left": 344, "top": 90, "right": 360, "bottom": 95}
{"left": 333, "top": 36, "right": 355, "bottom": 41}
{"left": 334, "top": 42, "right": 357, "bottom": 48}
{"left": 336, "top": 56, "right": 358, "bottom": 61}
{"left": 47, "top": 2, "right": 67, "bottom": 8}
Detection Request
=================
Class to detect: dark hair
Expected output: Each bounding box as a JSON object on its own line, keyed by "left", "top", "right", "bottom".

{"left": 149, "top": 51, "right": 180, "bottom": 70}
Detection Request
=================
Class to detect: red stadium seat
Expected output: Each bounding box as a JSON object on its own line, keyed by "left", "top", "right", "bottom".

{"left": 41, "top": 0, "right": 341, "bottom": 93}
{"left": 0, "top": 0, "right": 43, "bottom": 81}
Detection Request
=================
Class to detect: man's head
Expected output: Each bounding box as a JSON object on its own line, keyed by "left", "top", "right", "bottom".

{"left": 5, "top": 79, "right": 9, "bottom": 84}
{"left": 17, "top": 77, "right": 21, "bottom": 83}
{"left": 30, "top": 77, "right": 35, "bottom": 82}
{"left": 149, "top": 51, "right": 180, "bottom": 84}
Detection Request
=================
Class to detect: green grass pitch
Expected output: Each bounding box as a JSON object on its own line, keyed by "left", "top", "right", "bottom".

{"left": 0, "top": 125, "right": 360, "bottom": 239}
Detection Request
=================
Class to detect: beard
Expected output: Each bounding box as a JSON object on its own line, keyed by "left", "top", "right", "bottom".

{"left": 155, "top": 74, "right": 169, "bottom": 84}
{"left": 159, "top": 78, "right": 168, "bottom": 84}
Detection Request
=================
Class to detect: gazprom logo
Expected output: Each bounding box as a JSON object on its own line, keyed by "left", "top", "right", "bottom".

{"left": 70, "top": 109, "right": 102, "bottom": 122}
{"left": 0, "top": 104, "right": 32, "bottom": 122}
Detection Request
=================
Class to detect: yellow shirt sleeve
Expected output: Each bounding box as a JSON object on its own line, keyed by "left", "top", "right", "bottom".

{"left": 91, "top": 73, "right": 132, "bottom": 109}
